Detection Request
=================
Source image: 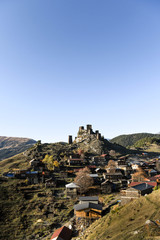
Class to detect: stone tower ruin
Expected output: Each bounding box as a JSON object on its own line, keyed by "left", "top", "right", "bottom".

{"left": 68, "top": 135, "right": 73, "bottom": 144}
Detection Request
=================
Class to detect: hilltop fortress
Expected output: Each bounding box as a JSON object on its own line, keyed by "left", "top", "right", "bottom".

{"left": 68, "top": 124, "right": 104, "bottom": 144}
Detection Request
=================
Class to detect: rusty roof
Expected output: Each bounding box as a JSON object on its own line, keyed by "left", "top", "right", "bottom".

{"left": 50, "top": 226, "right": 72, "bottom": 240}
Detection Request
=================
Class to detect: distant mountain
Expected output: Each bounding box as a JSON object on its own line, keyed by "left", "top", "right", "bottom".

{"left": 0, "top": 136, "right": 36, "bottom": 161}
{"left": 110, "top": 133, "right": 160, "bottom": 148}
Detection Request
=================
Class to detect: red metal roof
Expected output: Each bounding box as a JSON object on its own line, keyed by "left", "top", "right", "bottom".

{"left": 101, "top": 154, "right": 108, "bottom": 157}
{"left": 50, "top": 226, "right": 72, "bottom": 240}
{"left": 129, "top": 182, "right": 157, "bottom": 187}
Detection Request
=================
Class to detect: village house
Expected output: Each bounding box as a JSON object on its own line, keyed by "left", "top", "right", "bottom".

{"left": 91, "top": 154, "right": 109, "bottom": 166}
{"left": 65, "top": 182, "right": 80, "bottom": 198}
{"left": 103, "top": 171, "right": 127, "bottom": 189}
{"left": 128, "top": 181, "right": 157, "bottom": 188}
{"left": 74, "top": 195, "right": 102, "bottom": 222}
{"left": 45, "top": 177, "right": 57, "bottom": 188}
{"left": 121, "top": 183, "right": 154, "bottom": 205}
{"left": 89, "top": 173, "right": 100, "bottom": 185}
{"left": 145, "top": 169, "right": 157, "bottom": 177}
{"left": 101, "top": 180, "right": 114, "bottom": 194}
{"left": 29, "top": 159, "right": 39, "bottom": 168}
{"left": 12, "top": 169, "right": 27, "bottom": 179}
{"left": 103, "top": 172, "right": 123, "bottom": 182}
{"left": 117, "top": 155, "right": 129, "bottom": 164}
{"left": 26, "top": 171, "right": 39, "bottom": 184}
{"left": 74, "top": 202, "right": 102, "bottom": 220}
{"left": 50, "top": 226, "right": 72, "bottom": 240}
{"left": 116, "top": 159, "right": 132, "bottom": 177}
{"left": 68, "top": 158, "right": 85, "bottom": 166}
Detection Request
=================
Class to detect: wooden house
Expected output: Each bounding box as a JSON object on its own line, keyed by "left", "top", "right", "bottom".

{"left": 91, "top": 154, "right": 109, "bottom": 166}
{"left": 116, "top": 162, "right": 132, "bottom": 177}
{"left": 50, "top": 226, "right": 72, "bottom": 240}
{"left": 74, "top": 202, "right": 102, "bottom": 219}
{"left": 68, "top": 158, "right": 85, "bottom": 166}
{"left": 101, "top": 180, "right": 114, "bottom": 194}
{"left": 13, "top": 169, "right": 27, "bottom": 179}
{"left": 45, "top": 178, "right": 57, "bottom": 188}
{"left": 146, "top": 169, "right": 157, "bottom": 177}
{"left": 128, "top": 181, "right": 157, "bottom": 188}
{"left": 121, "top": 183, "right": 154, "bottom": 205}
{"left": 29, "top": 159, "right": 39, "bottom": 167}
{"left": 26, "top": 171, "right": 39, "bottom": 184}
{"left": 103, "top": 172, "right": 123, "bottom": 182}
{"left": 89, "top": 174, "right": 100, "bottom": 185}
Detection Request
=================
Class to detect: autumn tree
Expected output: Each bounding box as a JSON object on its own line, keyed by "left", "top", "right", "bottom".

{"left": 53, "top": 160, "right": 60, "bottom": 168}
{"left": 42, "top": 154, "right": 55, "bottom": 171}
{"left": 77, "top": 148, "right": 85, "bottom": 159}
{"left": 74, "top": 167, "right": 93, "bottom": 193}
{"left": 132, "top": 167, "right": 147, "bottom": 182}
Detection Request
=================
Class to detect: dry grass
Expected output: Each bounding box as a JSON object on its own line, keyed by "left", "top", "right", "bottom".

{"left": 75, "top": 190, "right": 160, "bottom": 240}
{"left": 0, "top": 153, "right": 28, "bottom": 174}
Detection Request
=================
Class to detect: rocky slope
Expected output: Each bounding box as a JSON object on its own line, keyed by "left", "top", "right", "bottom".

{"left": 0, "top": 136, "right": 36, "bottom": 161}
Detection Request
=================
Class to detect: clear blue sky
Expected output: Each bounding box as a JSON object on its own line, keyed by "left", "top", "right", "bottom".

{"left": 0, "top": 0, "right": 160, "bottom": 143}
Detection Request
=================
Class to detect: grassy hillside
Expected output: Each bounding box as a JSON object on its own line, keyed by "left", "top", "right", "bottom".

{"left": 0, "top": 152, "right": 29, "bottom": 174}
{"left": 0, "top": 178, "right": 76, "bottom": 240}
{"left": 134, "top": 137, "right": 160, "bottom": 148}
{"left": 0, "top": 136, "right": 36, "bottom": 161}
{"left": 76, "top": 189, "right": 160, "bottom": 240}
{"left": 110, "top": 133, "right": 160, "bottom": 148}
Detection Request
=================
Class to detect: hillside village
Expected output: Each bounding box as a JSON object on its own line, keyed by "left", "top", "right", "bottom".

{"left": 1, "top": 125, "right": 160, "bottom": 240}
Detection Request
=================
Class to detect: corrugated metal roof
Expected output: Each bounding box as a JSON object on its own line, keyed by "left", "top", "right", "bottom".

{"left": 74, "top": 202, "right": 102, "bottom": 211}
{"left": 89, "top": 174, "right": 99, "bottom": 178}
{"left": 65, "top": 182, "right": 80, "bottom": 188}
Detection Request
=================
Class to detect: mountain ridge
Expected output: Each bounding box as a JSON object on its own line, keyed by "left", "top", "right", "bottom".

{"left": 0, "top": 136, "right": 36, "bottom": 161}
{"left": 110, "top": 133, "right": 160, "bottom": 148}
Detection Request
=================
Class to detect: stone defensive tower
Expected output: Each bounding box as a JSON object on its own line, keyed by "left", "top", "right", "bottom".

{"left": 86, "top": 124, "right": 92, "bottom": 133}
{"left": 68, "top": 135, "right": 73, "bottom": 144}
{"left": 96, "top": 132, "right": 101, "bottom": 140}
{"left": 156, "top": 160, "right": 160, "bottom": 172}
{"left": 79, "top": 126, "right": 84, "bottom": 132}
